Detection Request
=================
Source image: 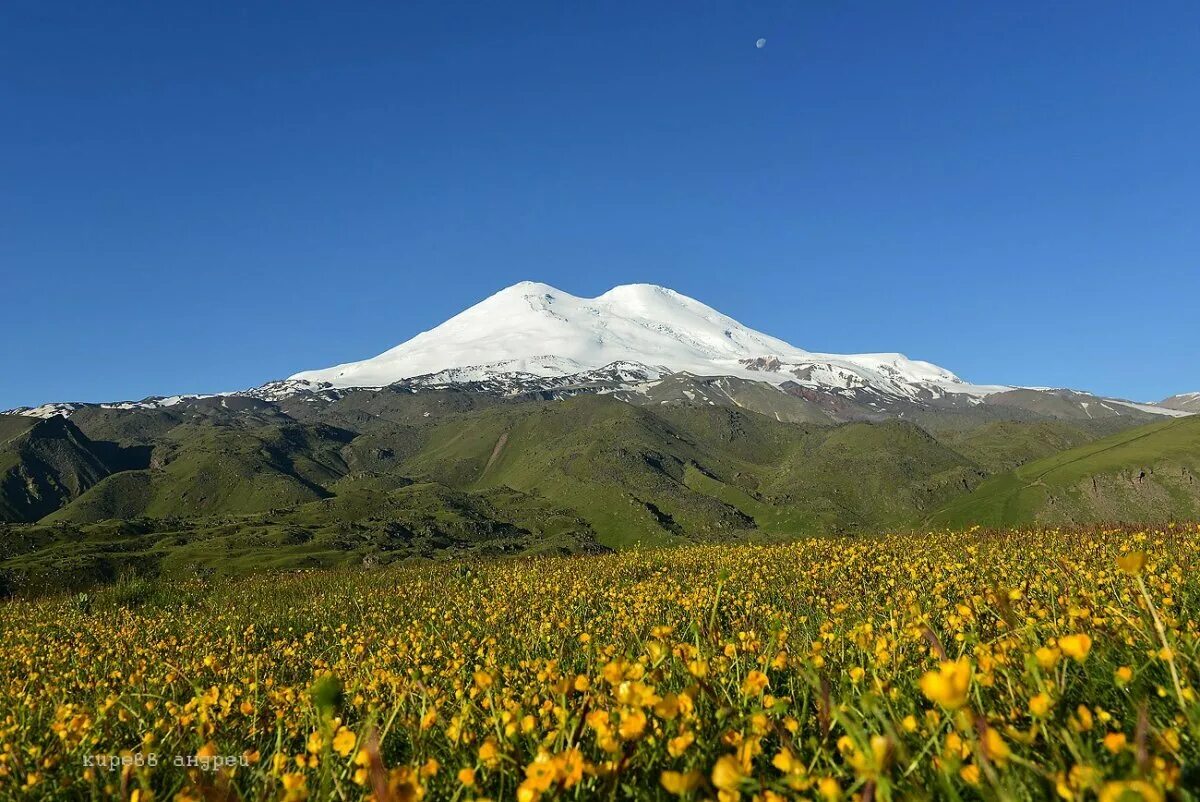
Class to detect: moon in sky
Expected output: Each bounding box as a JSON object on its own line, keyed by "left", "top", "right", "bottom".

{"left": 756, "top": 38, "right": 766, "bottom": 49}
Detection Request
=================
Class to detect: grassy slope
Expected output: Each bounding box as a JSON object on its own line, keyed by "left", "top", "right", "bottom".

{"left": 936, "top": 420, "right": 1098, "bottom": 473}
{"left": 47, "top": 423, "right": 353, "bottom": 523}
{"left": 403, "top": 397, "right": 756, "bottom": 548}
{"left": 43, "top": 397, "right": 1092, "bottom": 551}
{"left": 2, "top": 480, "right": 601, "bottom": 592}
{"left": 0, "top": 416, "right": 37, "bottom": 473}
{"left": 0, "top": 416, "right": 114, "bottom": 522}
{"left": 931, "top": 415, "right": 1200, "bottom": 527}
{"left": 759, "top": 420, "right": 983, "bottom": 532}
{"left": 142, "top": 481, "right": 600, "bottom": 576}
{"left": 9, "top": 393, "right": 1195, "bottom": 592}
{"left": 403, "top": 397, "right": 987, "bottom": 545}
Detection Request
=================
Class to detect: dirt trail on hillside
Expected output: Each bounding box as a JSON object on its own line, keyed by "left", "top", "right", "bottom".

{"left": 483, "top": 432, "right": 509, "bottom": 476}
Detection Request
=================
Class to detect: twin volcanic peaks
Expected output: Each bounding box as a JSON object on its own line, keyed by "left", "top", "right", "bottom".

{"left": 288, "top": 280, "right": 988, "bottom": 401}
{"left": 4, "top": 281, "right": 1190, "bottom": 421}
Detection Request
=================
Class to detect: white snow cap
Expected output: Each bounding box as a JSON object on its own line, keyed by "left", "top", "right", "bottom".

{"left": 289, "top": 281, "right": 1004, "bottom": 399}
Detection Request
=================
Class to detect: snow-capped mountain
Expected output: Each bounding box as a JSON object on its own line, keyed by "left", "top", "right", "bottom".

{"left": 3, "top": 281, "right": 1189, "bottom": 423}
{"left": 290, "top": 281, "right": 1003, "bottom": 402}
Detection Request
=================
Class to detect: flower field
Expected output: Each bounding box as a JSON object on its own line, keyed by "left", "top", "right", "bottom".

{"left": 2, "top": 526, "right": 1199, "bottom": 801}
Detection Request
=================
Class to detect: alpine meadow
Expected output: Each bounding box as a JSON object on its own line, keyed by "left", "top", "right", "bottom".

{"left": 3, "top": 3, "right": 1199, "bottom": 802}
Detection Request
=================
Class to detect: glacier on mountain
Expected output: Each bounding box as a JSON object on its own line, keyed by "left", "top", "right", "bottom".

{"left": 290, "top": 281, "right": 1006, "bottom": 401}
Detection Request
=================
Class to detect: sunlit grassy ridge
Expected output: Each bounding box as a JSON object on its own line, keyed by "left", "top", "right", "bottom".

{"left": 3, "top": 526, "right": 1199, "bottom": 800}
{"left": 932, "top": 417, "right": 1200, "bottom": 528}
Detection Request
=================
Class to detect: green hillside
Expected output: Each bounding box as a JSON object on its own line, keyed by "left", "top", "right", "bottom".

{"left": 28, "top": 395, "right": 1007, "bottom": 559}
{"left": 47, "top": 423, "right": 354, "bottom": 523}
{"left": 1, "top": 480, "right": 602, "bottom": 593}
{"left": 3, "top": 388, "right": 1194, "bottom": 595}
{"left": 931, "top": 415, "right": 1200, "bottom": 527}
{"left": 403, "top": 396, "right": 986, "bottom": 546}
{"left": 937, "top": 420, "right": 1098, "bottom": 473}
{"left": 760, "top": 419, "right": 983, "bottom": 531}
{"left": 0, "top": 416, "right": 114, "bottom": 522}
{"left": 402, "top": 397, "right": 763, "bottom": 547}
{"left": 35, "top": 398, "right": 1197, "bottom": 549}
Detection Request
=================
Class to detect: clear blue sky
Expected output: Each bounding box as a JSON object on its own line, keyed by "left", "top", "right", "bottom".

{"left": 3, "top": 1, "right": 1197, "bottom": 409}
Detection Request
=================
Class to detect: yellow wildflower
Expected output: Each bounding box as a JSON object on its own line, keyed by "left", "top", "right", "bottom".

{"left": 919, "top": 658, "right": 972, "bottom": 709}
{"left": 711, "top": 755, "right": 743, "bottom": 792}
{"left": 660, "top": 770, "right": 702, "bottom": 795}
{"left": 1059, "top": 634, "right": 1093, "bottom": 662}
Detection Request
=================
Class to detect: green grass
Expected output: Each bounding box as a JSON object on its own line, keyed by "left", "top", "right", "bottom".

{"left": 46, "top": 423, "right": 352, "bottom": 523}
{"left": 682, "top": 464, "right": 815, "bottom": 534}
{"left": 937, "top": 420, "right": 1097, "bottom": 473}
{"left": 931, "top": 415, "right": 1200, "bottom": 527}
{"left": 1, "top": 416, "right": 113, "bottom": 522}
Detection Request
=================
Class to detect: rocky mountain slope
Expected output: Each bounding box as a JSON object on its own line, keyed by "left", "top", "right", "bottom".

{"left": 1160, "top": 392, "right": 1200, "bottom": 413}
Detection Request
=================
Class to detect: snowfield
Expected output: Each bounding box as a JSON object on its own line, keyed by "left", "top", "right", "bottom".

{"left": 290, "top": 281, "right": 1007, "bottom": 401}
{"left": 4, "top": 282, "right": 1188, "bottom": 418}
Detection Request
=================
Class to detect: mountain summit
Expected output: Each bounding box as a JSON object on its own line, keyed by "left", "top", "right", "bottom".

{"left": 6, "top": 281, "right": 1186, "bottom": 423}
{"left": 290, "top": 281, "right": 995, "bottom": 400}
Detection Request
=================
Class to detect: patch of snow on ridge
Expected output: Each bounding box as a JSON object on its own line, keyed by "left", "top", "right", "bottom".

{"left": 1, "top": 403, "right": 81, "bottom": 419}
{"left": 289, "top": 281, "right": 1002, "bottom": 400}
{"left": 103, "top": 394, "right": 213, "bottom": 410}
{"left": 1155, "top": 392, "right": 1200, "bottom": 414}
{"left": 242, "top": 379, "right": 345, "bottom": 402}
{"left": 400, "top": 361, "right": 668, "bottom": 397}
{"left": 1109, "top": 399, "right": 1192, "bottom": 418}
